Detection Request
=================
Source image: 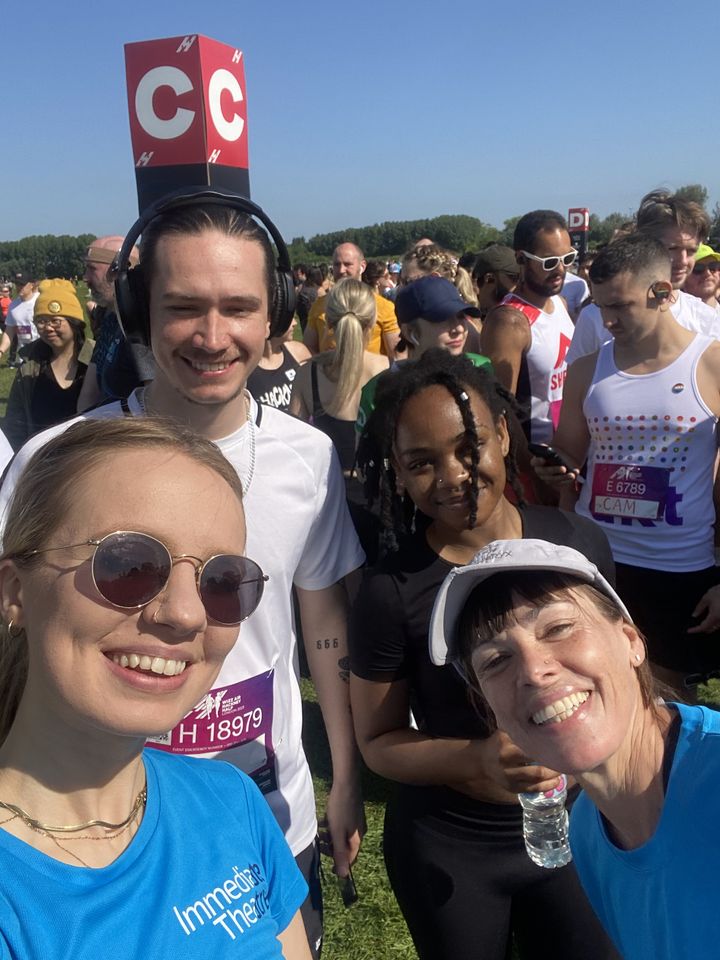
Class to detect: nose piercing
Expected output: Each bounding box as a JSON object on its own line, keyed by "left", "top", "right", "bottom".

{"left": 438, "top": 478, "right": 444, "bottom": 486}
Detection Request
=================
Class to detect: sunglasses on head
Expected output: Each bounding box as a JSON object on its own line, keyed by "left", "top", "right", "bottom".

{"left": 26, "top": 531, "right": 267, "bottom": 625}
{"left": 521, "top": 249, "right": 578, "bottom": 271}
{"left": 693, "top": 263, "right": 720, "bottom": 275}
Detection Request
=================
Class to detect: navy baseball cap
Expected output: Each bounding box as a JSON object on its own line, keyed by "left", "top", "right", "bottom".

{"left": 395, "top": 276, "right": 482, "bottom": 325}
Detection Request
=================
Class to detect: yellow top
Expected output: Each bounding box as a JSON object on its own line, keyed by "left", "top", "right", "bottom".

{"left": 306, "top": 291, "right": 399, "bottom": 355}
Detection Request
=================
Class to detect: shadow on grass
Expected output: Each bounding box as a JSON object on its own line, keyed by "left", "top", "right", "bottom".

{"left": 301, "top": 686, "right": 396, "bottom": 806}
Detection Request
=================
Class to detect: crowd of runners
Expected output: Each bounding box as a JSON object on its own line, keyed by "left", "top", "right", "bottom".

{"left": 0, "top": 184, "right": 718, "bottom": 959}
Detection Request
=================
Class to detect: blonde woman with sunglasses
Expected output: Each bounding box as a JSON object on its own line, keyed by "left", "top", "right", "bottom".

{"left": 0, "top": 418, "right": 311, "bottom": 960}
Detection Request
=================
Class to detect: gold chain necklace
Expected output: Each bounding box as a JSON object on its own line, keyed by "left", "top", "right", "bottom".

{"left": 0, "top": 787, "right": 147, "bottom": 868}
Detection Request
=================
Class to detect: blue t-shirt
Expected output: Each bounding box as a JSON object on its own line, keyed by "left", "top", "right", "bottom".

{"left": 0, "top": 750, "right": 307, "bottom": 959}
{"left": 570, "top": 702, "right": 720, "bottom": 959}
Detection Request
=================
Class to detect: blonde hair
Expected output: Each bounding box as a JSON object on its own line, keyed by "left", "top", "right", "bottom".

{"left": 321, "top": 279, "right": 377, "bottom": 415}
{"left": 0, "top": 417, "right": 244, "bottom": 744}
{"left": 454, "top": 266, "right": 479, "bottom": 307}
{"left": 402, "top": 244, "right": 457, "bottom": 281}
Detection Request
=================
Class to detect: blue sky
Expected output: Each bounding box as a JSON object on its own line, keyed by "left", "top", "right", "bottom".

{"left": 4, "top": 0, "right": 717, "bottom": 245}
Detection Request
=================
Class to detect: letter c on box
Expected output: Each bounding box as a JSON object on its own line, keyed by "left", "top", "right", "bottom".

{"left": 135, "top": 66, "right": 195, "bottom": 140}
{"left": 208, "top": 69, "right": 245, "bottom": 142}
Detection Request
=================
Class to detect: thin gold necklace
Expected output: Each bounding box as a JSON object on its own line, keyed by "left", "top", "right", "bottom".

{"left": 0, "top": 786, "right": 147, "bottom": 868}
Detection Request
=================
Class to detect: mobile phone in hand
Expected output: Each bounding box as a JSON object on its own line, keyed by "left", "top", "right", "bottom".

{"left": 338, "top": 868, "right": 358, "bottom": 908}
{"left": 528, "top": 443, "right": 583, "bottom": 483}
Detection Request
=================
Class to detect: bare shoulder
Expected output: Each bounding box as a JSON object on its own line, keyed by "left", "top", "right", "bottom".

{"left": 484, "top": 303, "right": 531, "bottom": 331}
{"left": 366, "top": 352, "right": 390, "bottom": 376}
{"left": 286, "top": 340, "right": 312, "bottom": 364}
{"left": 480, "top": 304, "right": 532, "bottom": 353}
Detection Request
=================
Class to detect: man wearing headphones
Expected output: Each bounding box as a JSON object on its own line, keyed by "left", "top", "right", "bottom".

{"left": 0, "top": 190, "right": 365, "bottom": 958}
{"left": 532, "top": 233, "right": 720, "bottom": 698}
{"left": 479, "top": 211, "right": 576, "bottom": 444}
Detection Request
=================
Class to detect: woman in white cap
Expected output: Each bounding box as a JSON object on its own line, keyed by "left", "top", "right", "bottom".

{"left": 2, "top": 279, "right": 94, "bottom": 450}
{"left": 350, "top": 350, "right": 618, "bottom": 960}
{"left": 440, "top": 537, "right": 717, "bottom": 960}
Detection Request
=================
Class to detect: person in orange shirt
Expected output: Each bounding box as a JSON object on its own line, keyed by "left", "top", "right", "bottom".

{"left": 304, "top": 242, "right": 400, "bottom": 357}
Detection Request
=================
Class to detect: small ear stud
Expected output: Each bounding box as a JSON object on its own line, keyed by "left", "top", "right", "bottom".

{"left": 635, "top": 654, "right": 641, "bottom": 663}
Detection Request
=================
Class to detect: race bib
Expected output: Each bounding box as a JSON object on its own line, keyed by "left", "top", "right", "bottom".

{"left": 591, "top": 463, "right": 670, "bottom": 520}
{"left": 148, "top": 670, "right": 278, "bottom": 795}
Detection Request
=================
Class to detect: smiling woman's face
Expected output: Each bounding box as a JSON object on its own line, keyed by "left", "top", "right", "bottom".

{"left": 469, "top": 585, "right": 647, "bottom": 776}
{"left": 3, "top": 447, "right": 247, "bottom": 742}
{"left": 392, "top": 384, "right": 509, "bottom": 534}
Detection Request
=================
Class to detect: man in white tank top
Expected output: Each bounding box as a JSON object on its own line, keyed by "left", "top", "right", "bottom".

{"left": 533, "top": 234, "right": 720, "bottom": 695}
{"left": 567, "top": 190, "right": 719, "bottom": 365}
{"left": 480, "top": 210, "right": 575, "bottom": 444}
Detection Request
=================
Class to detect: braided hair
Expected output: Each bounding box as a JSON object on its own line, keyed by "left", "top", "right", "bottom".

{"left": 357, "top": 349, "right": 525, "bottom": 552}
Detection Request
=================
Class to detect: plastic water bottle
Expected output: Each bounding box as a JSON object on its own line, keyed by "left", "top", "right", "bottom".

{"left": 519, "top": 774, "right": 572, "bottom": 868}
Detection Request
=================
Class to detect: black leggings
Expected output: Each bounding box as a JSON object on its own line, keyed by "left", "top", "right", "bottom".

{"left": 383, "top": 784, "right": 618, "bottom": 960}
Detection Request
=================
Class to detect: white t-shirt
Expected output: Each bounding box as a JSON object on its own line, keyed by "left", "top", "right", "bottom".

{"left": 567, "top": 290, "right": 720, "bottom": 366}
{"left": 0, "top": 392, "right": 365, "bottom": 855}
{"left": 5, "top": 293, "right": 39, "bottom": 345}
{"left": 561, "top": 272, "right": 590, "bottom": 321}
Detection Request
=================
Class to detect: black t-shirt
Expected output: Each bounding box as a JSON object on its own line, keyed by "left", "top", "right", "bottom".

{"left": 350, "top": 505, "right": 614, "bottom": 741}
{"left": 31, "top": 363, "right": 85, "bottom": 434}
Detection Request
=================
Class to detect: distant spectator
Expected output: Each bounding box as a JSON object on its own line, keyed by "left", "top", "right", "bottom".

{"left": 0, "top": 285, "right": 11, "bottom": 329}
{"left": 682, "top": 243, "right": 720, "bottom": 313}
{"left": 577, "top": 250, "right": 596, "bottom": 283}
{"left": 77, "top": 235, "right": 153, "bottom": 412}
{"left": 3, "top": 279, "right": 94, "bottom": 450}
{"left": 401, "top": 244, "right": 456, "bottom": 285}
{"left": 293, "top": 263, "right": 308, "bottom": 291}
{"left": 296, "top": 265, "right": 328, "bottom": 331}
{"left": 471, "top": 245, "right": 520, "bottom": 318}
{"left": 363, "top": 260, "right": 393, "bottom": 297}
{"left": 0, "top": 274, "right": 39, "bottom": 367}
{"left": 304, "top": 243, "right": 400, "bottom": 357}
{"left": 562, "top": 269, "right": 590, "bottom": 321}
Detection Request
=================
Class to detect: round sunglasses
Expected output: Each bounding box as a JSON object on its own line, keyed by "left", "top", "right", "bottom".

{"left": 26, "top": 531, "right": 267, "bottom": 625}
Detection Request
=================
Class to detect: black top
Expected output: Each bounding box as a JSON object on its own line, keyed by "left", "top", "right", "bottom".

{"left": 246, "top": 345, "right": 301, "bottom": 413}
{"left": 309, "top": 361, "right": 357, "bottom": 471}
{"left": 350, "top": 505, "right": 614, "bottom": 740}
{"left": 30, "top": 363, "right": 84, "bottom": 432}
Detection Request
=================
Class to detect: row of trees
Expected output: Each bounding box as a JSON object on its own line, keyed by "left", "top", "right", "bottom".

{"left": 287, "top": 184, "right": 720, "bottom": 263}
{"left": 0, "top": 235, "right": 95, "bottom": 281}
{"left": 4, "top": 186, "right": 720, "bottom": 277}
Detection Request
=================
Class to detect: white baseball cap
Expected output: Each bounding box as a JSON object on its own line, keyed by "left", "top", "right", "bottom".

{"left": 428, "top": 539, "right": 630, "bottom": 667}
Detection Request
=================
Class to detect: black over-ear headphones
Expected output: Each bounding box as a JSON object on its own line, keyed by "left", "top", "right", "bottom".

{"left": 113, "top": 186, "right": 296, "bottom": 345}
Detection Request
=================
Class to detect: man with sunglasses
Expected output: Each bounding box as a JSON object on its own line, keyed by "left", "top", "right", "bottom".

{"left": 683, "top": 243, "right": 720, "bottom": 313}
{"left": 0, "top": 202, "right": 365, "bottom": 959}
{"left": 480, "top": 210, "right": 576, "bottom": 444}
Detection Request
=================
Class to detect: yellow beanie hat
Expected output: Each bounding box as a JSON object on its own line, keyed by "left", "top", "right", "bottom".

{"left": 34, "top": 279, "right": 84, "bottom": 324}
